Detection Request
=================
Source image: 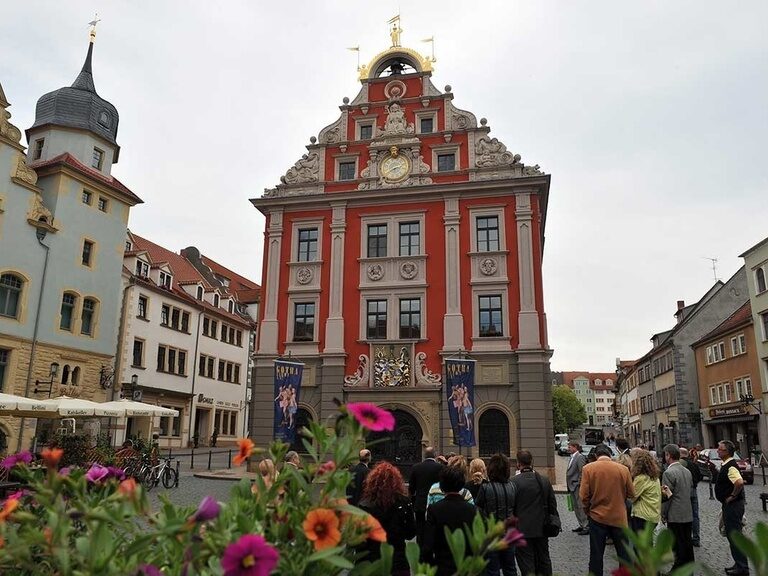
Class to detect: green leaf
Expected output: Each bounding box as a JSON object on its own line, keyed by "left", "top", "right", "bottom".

{"left": 308, "top": 546, "right": 346, "bottom": 562}
{"left": 446, "top": 526, "right": 466, "bottom": 569}
{"left": 406, "top": 540, "right": 421, "bottom": 570}
{"left": 668, "top": 562, "right": 699, "bottom": 576}
{"left": 321, "top": 554, "right": 355, "bottom": 569}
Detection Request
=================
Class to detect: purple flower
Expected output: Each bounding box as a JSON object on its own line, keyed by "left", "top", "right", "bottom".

{"left": 59, "top": 466, "right": 72, "bottom": 477}
{"left": 502, "top": 527, "right": 527, "bottom": 548}
{"left": 137, "top": 565, "right": 162, "bottom": 576}
{"left": 85, "top": 463, "right": 110, "bottom": 483}
{"left": 191, "top": 496, "right": 221, "bottom": 523}
{"left": 1, "top": 450, "right": 33, "bottom": 470}
{"left": 106, "top": 466, "right": 126, "bottom": 481}
{"left": 221, "top": 534, "right": 279, "bottom": 576}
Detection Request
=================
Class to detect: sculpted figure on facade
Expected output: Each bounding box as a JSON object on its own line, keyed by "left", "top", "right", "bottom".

{"left": 414, "top": 352, "right": 442, "bottom": 386}
{"left": 0, "top": 109, "right": 22, "bottom": 144}
{"left": 281, "top": 151, "right": 319, "bottom": 185}
{"left": 381, "top": 103, "right": 414, "bottom": 136}
{"left": 475, "top": 136, "right": 521, "bottom": 168}
{"left": 522, "top": 164, "right": 543, "bottom": 176}
{"left": 344, "top": 354, "right": 370, "bottom": 386}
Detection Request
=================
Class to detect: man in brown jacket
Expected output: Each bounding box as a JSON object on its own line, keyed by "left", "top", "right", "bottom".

{"left": 580, "top": 444, "right": 635, "bottom": 576}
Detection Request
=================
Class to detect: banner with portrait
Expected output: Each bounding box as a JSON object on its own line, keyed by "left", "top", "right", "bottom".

{"left": 273, "top": 360, "right": 304, "bottom": 444}
{"left": 445, "top": 358, "right": 476, "bottom": 447}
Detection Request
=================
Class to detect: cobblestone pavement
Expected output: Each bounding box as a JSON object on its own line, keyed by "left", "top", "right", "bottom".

{"left": 150, "top": 461, "right": 768, "bottom": 576}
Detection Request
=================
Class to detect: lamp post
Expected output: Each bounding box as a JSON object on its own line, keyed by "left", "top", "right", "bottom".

{"left": 33, "top": 363, "right": 60, "bottom": 397}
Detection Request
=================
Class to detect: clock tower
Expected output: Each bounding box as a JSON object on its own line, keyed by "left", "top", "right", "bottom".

{"left": 250, "top": 25, "right": 554, "bottom": 479}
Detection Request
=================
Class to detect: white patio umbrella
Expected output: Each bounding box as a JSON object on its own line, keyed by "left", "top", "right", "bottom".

{"left": 98, "top": 398, "right": 178, "bottom": 417}
{"left": 0, "top": 392, "right": 52, "bottom": 414}
{"left": 36, "top": 396, "right": 125, "bottom": 418}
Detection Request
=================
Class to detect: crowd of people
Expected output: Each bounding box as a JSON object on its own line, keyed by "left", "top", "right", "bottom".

{"left": 252, "top": 438, "right": 750, "bottom": 576}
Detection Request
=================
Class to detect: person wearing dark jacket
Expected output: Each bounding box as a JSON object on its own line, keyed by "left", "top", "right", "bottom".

{"left": 347, "top": 449, "right": 371, "bottom": 506}
{"left": 409, "top": 446, "right": 443, "bottom": 545}
{"left": 715, "top": 440, "right": 748, "bottom": 575}
{"left": 510, "top": 450, "right": 558, "bottom": 576}
{"left": 475, "top": 453, "right": 517, "bottom": 576}
{"left": 421, "top": 462, "right": 480, "bottom": 575}
{"left": 358, "top": 461, "right": 416, "bottom": 575}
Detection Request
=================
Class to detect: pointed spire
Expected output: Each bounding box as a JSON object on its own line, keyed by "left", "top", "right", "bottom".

{"left": 71, "top": 40, "right": 96, "bottom": 93}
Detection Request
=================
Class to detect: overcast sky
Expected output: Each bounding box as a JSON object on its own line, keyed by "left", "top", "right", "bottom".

{"left": 2, "top": 1, "right": 766, "bottom": 372}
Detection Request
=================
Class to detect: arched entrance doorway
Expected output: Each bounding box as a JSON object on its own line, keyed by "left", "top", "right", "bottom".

{"left": 369, "top": 409, "right": 422, "bottom": 477}
{"left": 290, "top": 408, "right": 313, "bottom": 454}
{"left": 479, "top": 409, "right": 510, "bottom": 457}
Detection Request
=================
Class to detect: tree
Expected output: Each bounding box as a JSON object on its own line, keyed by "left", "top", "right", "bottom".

{"left": 552, "top": 385, "right": 586, "bottom": 433}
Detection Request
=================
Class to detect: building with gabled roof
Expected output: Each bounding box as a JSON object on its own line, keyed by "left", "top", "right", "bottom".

{"left": 249, "top": 23, "right": 554, "bottom": 477}
{"left": 114, "top": 231, "right": 259, "bottom": 448}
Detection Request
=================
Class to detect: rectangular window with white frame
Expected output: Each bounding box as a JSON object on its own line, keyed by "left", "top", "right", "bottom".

{"left": 432, "top": 144, "right": 460, "bottom": 173}
{"left": 92, "top": 147, "right": 104, "bottom": 170}
{"left": 337, "top": 158, "right": 357, "bottom": 181}
{"left": 33, "top": 139, "right": 44, "bottom": 160}
{"left": 399, "top": 298, "right": 421, "bottom": 339}
{"left": 135, "top": 260, "right": 149, "bottom": 277}
{"left": 367, "top": 224, "right": 388, "bottom": 258}
{"left": 297, "top": 228, "right": 318, "bottom": 262}
{"left": 755, "top": 266, "right": 767, "bottom": 294}
{"left": 478, "top": 294, "right": 503, "bottom": 337}
{"left": 0, "top": 348, "right": 9, "bottom": 392}
{"left": 293, "top": 302, "right": 316, "bottom": 342}
{"left": 476, "top": 216, "right": 500, "bottom": 252}
{"left": 366, "top": 300, "right": 388, "bottom": 340}
{"left": 398, "top": 222, "right": 420, "bottom": 256}
{"left": 132, "top": 338, "right": 145, "bottom": 368}
{"left": 359, "top": 123, "right": 373, "bottom": 140}
{"left": 415, "top": 110, "right": 437, "bottom": 134}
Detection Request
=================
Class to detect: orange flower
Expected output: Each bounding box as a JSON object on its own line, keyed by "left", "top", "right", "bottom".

{"left": 41, "top": 447, "right": 64, "bottom": 469}
{"left": 365, "top": 514, "right": 387, "bottom": 542}
{"left": 233, "top": 438, "right": 255, "bottom": 466}
{"left": 302, "top": 508, "right": 342, "bottom": 551}
{"left": 0, "top": 498, "right": 18, "bottom": 522}
{"left": 43, "top": 527, "right": 53, "bottom": 546}
{"left": 118, "top": 477, "right": 138, "bottom": 497}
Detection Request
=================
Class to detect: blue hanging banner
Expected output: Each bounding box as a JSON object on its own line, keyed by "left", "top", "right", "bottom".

{"left": 445, "top": 359, "right": 476, "bottom": 447}
{"left": 273, "top": 360, "right": 304, "bottom": 444}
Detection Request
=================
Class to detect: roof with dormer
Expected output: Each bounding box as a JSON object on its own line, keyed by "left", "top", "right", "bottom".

{"left": 27, "top": 39, "right": 120, "bottom": 150}
{"left": 692, "top": 300, "right": 752, "bottom": 347}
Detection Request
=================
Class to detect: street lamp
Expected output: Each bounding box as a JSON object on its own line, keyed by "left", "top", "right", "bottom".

{"left": 121, "top": 374, "right": 140, "bottom": 401}
{"left": 34, "top": 363, "right": 60, "bottom": 397}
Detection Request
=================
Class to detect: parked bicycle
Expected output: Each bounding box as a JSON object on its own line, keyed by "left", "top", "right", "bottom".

{"left": 139, "top": 455, "right": 177, "bottom": 490}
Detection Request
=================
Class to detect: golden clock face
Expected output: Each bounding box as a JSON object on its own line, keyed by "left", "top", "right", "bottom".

{"left": 380, "top": 155, "right": 410, "bottom": 182}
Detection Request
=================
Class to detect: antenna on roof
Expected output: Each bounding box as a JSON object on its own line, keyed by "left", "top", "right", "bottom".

{"left": 702, "top": 257, "right": 720, "bottom": 282}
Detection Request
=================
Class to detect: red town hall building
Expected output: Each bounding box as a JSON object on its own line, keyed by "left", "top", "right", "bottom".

{"left": 250, "top": 32, "right": 554, "bottom": 477}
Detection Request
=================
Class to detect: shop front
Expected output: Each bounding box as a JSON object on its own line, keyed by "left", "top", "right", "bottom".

{"left": 702, "top": 404, "right": 759, "bottom": 456}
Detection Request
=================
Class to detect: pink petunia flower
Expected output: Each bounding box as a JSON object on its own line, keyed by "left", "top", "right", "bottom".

{"left": 611, "top": 567, "right": 633, "bottom": 576}
{"left": 1, "top": 450, "right": 33, "bottom": 470}
{"left": 345, "top": 403, "right": 395, "bottom": 432}
{"left": 221, "top": 534, "right": 279, "bottom": 576}
{"left": 85, "top": 463, "right": 110, "bottom": 483}
{"left": 137, "top": 565, "right": 162, "bottom": 576}
{"left": 502, "top": 527, "right": 527, "bottom": 548}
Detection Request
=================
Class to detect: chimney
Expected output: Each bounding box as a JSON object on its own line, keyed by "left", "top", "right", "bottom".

{"left": 675, "top": 300, "right": 685, "bottom": 324}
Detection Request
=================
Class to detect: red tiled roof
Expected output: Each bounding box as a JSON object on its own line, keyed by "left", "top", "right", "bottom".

{"left": 237, "top": 288, "right": 261, "bottom": 304}
{"left": 200, "top": 254, "right": 260, "bottom": 293}
{"left": 131, "top": 234, "right": 212, "bottom": 288}
{"left": 694, "top": 300, "right": 752, "bottom": 346}
{"left": 560, "top": 371, "right": 616, "bottom": 389}
{"left": 31, "top": 152, "right": 142, "bottom": 205}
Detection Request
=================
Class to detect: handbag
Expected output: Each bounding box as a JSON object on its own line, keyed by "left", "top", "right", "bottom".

{"left": 534, "top": 472, "right": 561, "bottom": 538}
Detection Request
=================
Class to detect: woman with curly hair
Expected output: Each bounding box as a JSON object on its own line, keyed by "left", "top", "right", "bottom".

{"left": 464, "top": 458, "right": 488, "bottom": 500}
{"left": 358, "top": 461, "right": 415, "bottom": 575}
{"left": 629, "top": 448, "right": 662, "bottom": 533}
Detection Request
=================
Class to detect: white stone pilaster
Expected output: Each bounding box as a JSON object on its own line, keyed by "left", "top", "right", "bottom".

{"left": 443, "top": 194, "right": 464, "bottom": 350}
{"left": 324, "top": 202, "right": 347, "bottom": 353}
{"left": 516, "top": 193, "right": 541, "bottom": 348}
{"left": 258, "top": 209, "right": 284, "bottom": 354}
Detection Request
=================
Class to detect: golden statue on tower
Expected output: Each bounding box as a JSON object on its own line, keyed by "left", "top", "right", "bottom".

{"left": 389, "top": 15, "right": 402, "bottom": 47}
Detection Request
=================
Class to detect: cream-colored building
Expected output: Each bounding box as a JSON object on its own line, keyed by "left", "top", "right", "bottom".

{"left": 740, "top": 236, "right": 768, "bottom": 451}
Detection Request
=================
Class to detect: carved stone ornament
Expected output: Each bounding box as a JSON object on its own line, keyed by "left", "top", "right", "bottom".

{"left": 400, "top": 261, "right": 418, "bottom": 280}
{"left": 319, "top": 115, "right": 343, "bottom": 144}
{"left": 0, "top": 109, "right": 22, "bottom": 144}
{"left": 384, "top": 79, "right": 407, "bottom": 101}
{"left": 344, "top": 354, "right": 370, "bottom": 386}
{"left": 446, "top": 100, "right": 477, "bottom": 131}
{"left": 13, "top": 154, "right": 38, "bottom": 186}
{"left": 27, "top": 194, "right": 55, "bottom": 228}
{"left": 280, "top": 151, "right": 320, "bottom": 185}
{"left": 522, "top": 164, "right": 543, "bottom": 176}
{"left": 479, "top": 257, "right": 498, "bottom": 276}
{"left": 415, "top": 352, "right": 442, "bottom": 386}
{"left": 367, "top": 263, "right": 384, "bottom": 281}
{"left": 380, "top": 103, "right": 414, "bottom": 136}
{"left": 475, "top": 136, "right": 521, "bottom": 168}
{"left": 296, "top": 267, "right": 313, "bottom": 285}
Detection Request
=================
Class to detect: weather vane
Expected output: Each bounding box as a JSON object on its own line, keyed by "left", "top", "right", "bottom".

{"left": 88, "top": 13, "right": 101, "bottom": 42}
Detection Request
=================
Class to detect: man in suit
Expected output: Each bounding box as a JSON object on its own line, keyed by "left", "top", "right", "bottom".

{"left": 566, "top": 441, "right": 589, "bottom": 534}
{"left": 347, "top": 449, "right": 371, "bottom": 506}
{"left": 421, "top": 462, "right": 479, "bottom": 575}
{"left": 409, "top": 446, "right": 443, "bottom": 545}
{"left": 580, "top": 444, "right": 635, "bottom": 576}
{"left": 661, "top": 444, "right": 694, "bottom": 570}
{"left": 511, "top": 450, "right": 559, "bottom": 576}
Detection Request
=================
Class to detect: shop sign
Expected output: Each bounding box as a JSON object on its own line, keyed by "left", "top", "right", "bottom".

{"left": 709, "top": 405, "right": 746, "bottom": 418}
{"left": 197, "top": 394, "right": 214, "bottom": 405}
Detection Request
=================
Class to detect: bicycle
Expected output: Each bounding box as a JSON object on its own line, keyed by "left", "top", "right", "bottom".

{"left": 138, "top": 455, "right": 177, "bottom": 490}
